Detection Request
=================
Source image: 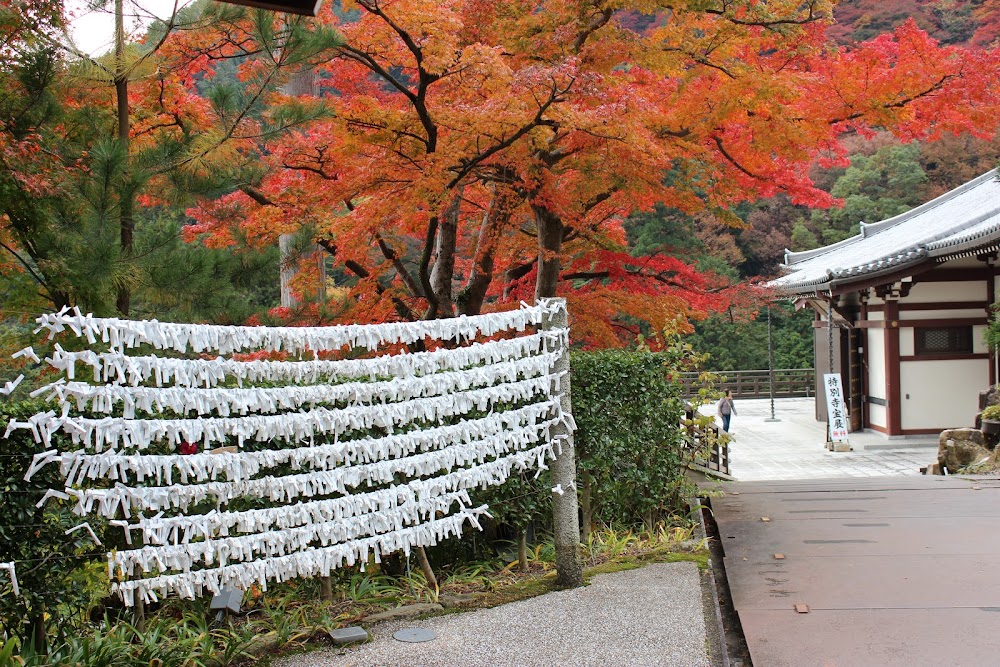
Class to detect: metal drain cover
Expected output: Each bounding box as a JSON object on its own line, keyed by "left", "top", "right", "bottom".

{"left": 393, "top": 628, "right": 437, "bottom": 643}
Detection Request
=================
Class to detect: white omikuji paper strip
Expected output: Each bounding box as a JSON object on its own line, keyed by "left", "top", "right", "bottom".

{"left": 36, "top": 350, "right": 561, "bottom": 418}
{"left": 44, "top": 329, "right": 567, "bottom": 388}
{"left": 0, "top": 562, "right": 18, "bottom": 596}
{"left": 8, "top": 374, "right": 564, "bottom": 450}
{"left": 12, "top": 302, "right": 573, "bottom": 606}
{"left": 69, "top": 421, "right": 559, "bottom": 516}
{"left": 35, "top": 301, "right": 563, "bottom": 355}
{"left": 45, "top": 401, "right": 558, "bottom": 486}
{"left": 113, "top": 507, "right": 490, "bottom": 607}
{"left": 111, "top": 491, "right": 473, "bottom": 577}
{"left": 112, "top": 440, "right": 559, "bottom": 548}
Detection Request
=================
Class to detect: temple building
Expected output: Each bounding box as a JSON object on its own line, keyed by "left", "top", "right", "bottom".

{"left": 770, "top": 169, "right": 1000, "bottom": 436}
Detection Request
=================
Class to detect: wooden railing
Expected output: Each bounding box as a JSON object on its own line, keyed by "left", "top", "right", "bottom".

{"left": 678, "top": 368, "right": 815, "bottom": 399}
{"left": 683, "top": 403, "right": 730, "bottom": 477}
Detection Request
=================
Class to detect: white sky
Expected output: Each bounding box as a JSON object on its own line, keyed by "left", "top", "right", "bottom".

{"left": 65, "top": 0, "right": 195, "bottom": 56}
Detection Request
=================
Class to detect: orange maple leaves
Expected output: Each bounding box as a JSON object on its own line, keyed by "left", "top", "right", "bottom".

{"left": 181, "top": 1, "right": 1000, "bottom": 346}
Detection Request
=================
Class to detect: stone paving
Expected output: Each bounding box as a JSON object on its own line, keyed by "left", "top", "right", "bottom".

{"left": 702, "top": 397, "right": 938, "bottom": 481}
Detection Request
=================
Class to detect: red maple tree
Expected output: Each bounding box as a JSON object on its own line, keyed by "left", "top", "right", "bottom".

{"left": 184, "top": 2, "right": 1000, "bottom": 346}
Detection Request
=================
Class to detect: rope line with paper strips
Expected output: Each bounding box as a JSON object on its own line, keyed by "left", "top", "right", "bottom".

{"left": 7, "top": 301, "right": 572, "bottom": 605}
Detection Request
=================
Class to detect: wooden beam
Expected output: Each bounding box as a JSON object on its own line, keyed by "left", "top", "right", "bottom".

{"left": 896, "top": 317, "right": 987, "bottom": 328}
{"left": 841, "top": 317, "right": 987, "bottom": 329}
{"left": 989, "top": 275, "right": 996, "bottom": 386}
{"left": 827, "top": 265, "right": 1000, "bottom": 297}
{"left": 866, "top": 301, "right": 988, "bottom": 312}
{"left": 900, "top": 353, "right": 990, "bottom": 362}
{"left": 914, "top": 267, "right": 1000, "bottom": 282}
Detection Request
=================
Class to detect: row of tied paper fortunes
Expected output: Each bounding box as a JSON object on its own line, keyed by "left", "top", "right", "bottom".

{"left": 9, "top": 302, "right": 571, "bottom": 604}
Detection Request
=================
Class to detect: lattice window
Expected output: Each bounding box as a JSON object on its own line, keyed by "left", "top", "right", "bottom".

{"left": 914, "top": 326, "right": 973, "bottom": 355}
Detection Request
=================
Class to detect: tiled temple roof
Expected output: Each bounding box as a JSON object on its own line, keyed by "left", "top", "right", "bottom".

{"left": 770, "top": 170, "right": 1000, "bottom": 294}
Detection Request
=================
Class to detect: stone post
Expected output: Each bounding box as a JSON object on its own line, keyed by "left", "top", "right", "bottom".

{"left": 540, "top": 298, "right": 582, "bottom": 588}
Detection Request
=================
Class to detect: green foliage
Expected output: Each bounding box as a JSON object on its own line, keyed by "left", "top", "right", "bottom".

{"left": 0, "top": 401, "right": 108, "bottom": 652}
{"left": 7, "top": 611, "right": 259, "bottom": 667}
{"left": 797, "top": 144, "right": 929, "bottom": 251}
{"left": 626, "top": 203, "right": 699, "bottom": 258}
{"left": 0, "top": 4, "right": 341, "bottom": 318}
{"left": 570, "top": 338, "right": 697, "bottom": 527}
{"left": 130, "top": 212, "right": 280, "bottom": 324}
{"left": 986, "top": 302, "right": 1000, "bottom": 355}
{"left": 789, "top": 220, "right": 819, "bottom": 251}
{"left": 686, "top": 304, "right": 814, "bottom": 371}
{"left": 981, "top": 404, "right": 1000, "bottom": 420}
{"left": 476, "top": 469, "right": 550, "bottom": 537}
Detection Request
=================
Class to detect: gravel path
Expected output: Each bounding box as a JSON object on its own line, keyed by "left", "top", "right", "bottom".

{"left": 277, "top": 562, "right": 710, "bottom": 667}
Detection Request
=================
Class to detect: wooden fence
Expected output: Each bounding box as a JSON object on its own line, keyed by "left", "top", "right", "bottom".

{"left": 678, "top": 368, "right": 815, "bottom": 399}
{"left": 683, "top": 403, "right": 730, "bottom": 477}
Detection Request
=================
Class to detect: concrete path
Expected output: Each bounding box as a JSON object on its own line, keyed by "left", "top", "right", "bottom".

{"left": 710, "top": 475, "right": 1000, "bottom": 667}
{"left": 704, "top": 398, "right": 937, "bottom": 481}
{"left": 276, "top": 563, "right": 711, "bottom": 667}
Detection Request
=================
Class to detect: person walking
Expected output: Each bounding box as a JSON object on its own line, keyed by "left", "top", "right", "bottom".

{"left": 717, "top": 390, "right": 737, "bottom": 433}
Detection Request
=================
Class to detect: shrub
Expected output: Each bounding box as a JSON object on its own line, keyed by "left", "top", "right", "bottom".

{"left": 0, "top": 400, "right": 108, "bottom": 652}
{"left": 981, "top": 404, "right": 1000, "bottom": 421}
{"left": 571, "top": 337, "right": 706, "bottom": 531}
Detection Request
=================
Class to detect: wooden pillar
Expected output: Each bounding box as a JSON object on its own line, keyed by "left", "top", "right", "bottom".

{"left": 988, "top": 273, "right": 996, "bottom": 386}
{"left": 884, "top": 296, "right": 902, "bottom": 435}
{"left": 859, "top": 290, "right": 869, "bottom": 429}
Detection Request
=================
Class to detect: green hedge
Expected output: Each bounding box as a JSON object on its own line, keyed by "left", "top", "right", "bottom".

{"left": 572, "top": 348, "right": 693, "bottom": 531}
{"left": 0, "top": 401, "right": 108, "bottom": 652}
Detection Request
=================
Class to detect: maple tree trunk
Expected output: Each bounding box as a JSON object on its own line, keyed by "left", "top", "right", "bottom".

{"left": 460, "top": 186, "right": 516, "bottom": 315}
{"left": 114, "top": 0, "right": 132, "bottom": 316}
{"left": 418, "top": 217, "right": 439, "bottom": 318}
{"left": 534, "top": 206, "right": 562, "bottom": 301}
{"left": 430, "top": 193, "right": 460, "bottom": 317}
{"left": 279, "top": 234, "right": 297, "bottom": 308}
{"left": 415, "top": 545, "right": 438, "bottom": 592}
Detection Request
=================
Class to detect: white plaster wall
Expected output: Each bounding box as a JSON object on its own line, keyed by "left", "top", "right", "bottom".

{"left": 900, "top": 327, "right": 914, "bottom": 356}
{"left": 903, "top": 281, "right": 986, "bottom": 303}
{"left": 866, "top": 328, "right": 887, "bottom": 428}
{"left": 900, "top": 359, "right": 988, "bottom": 430}
{"left": 868, "top": 403, "right": 887, "bottom": 428}
{"left": 899, "top": 309, "right": 985, "bottom": 320}
{"left": 974, "top": 325, "right": 988, "bottom": 354}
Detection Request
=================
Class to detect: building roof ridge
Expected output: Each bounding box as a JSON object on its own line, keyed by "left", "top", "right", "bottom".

{"left": 861, "top": 168, "right": 998, "bottom": 238}
{"left": 781, "top": 169, "right": 999, "bottom": 270}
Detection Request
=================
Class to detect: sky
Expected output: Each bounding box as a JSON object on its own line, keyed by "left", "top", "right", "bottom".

{"left": 65, "top": 0, "right": 195, "bottom": 56}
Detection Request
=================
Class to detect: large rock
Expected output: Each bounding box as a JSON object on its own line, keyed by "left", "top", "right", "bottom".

{"left": 980, "top": 386, "right": 1000, "bottom": 411}
{"left": 938, "top": 428, "right": 991, "bottom": 472}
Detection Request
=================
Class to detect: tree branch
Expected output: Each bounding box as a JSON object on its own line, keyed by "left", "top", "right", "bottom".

{"left": 0, "top": 240, "right": 47, "bottom": 288}
{"left": 573, "top": 7, "right": 613, "bottom": 52}
{"left": 712, "top": 135, "right": 764, "bottom": 179}
{"left": 317, "top": 238, "right": 418, "bottom": 320}
{"left": 374, "top": 232, "right": 423, "bottom": 297}
{"left": 446, "top": 77, "right": 570, "bottom": 188}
